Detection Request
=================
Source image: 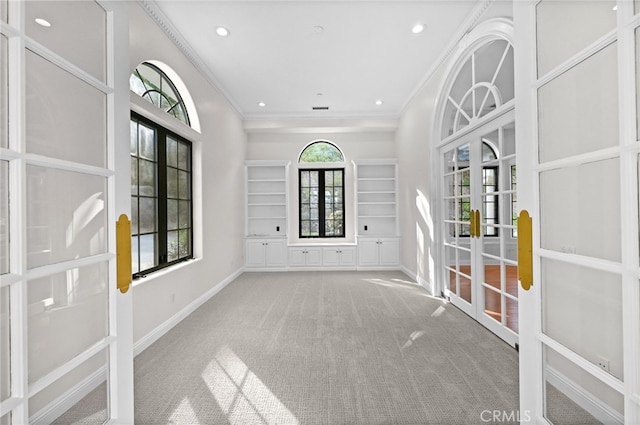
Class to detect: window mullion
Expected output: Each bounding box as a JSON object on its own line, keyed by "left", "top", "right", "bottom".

{"left": 157, "top": 129, "right": 168, "bottom": 265}
{"left": 318, "top": 171, "right": 326, "bottom": 236}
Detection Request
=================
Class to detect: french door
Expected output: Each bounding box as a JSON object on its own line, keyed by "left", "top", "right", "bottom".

{"left": 516, "top": 1, "right": 640, "bottom": 424}
{"left": 441, "top": 110, "right": 518, "bottom": 347}
{"left": 0, "top": 1, "right": 133, "bottom": 424}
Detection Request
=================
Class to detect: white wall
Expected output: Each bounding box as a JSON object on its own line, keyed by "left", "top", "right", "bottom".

{"left": 129, "top": 3, "right": 247, "bottom": 343}
{"left": 246, "top": 126, "right": 396, "bottom": 244}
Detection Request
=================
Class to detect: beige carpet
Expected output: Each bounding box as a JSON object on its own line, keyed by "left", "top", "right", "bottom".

{"left": 54, "top": 271, "right": 522, "bottom": 424}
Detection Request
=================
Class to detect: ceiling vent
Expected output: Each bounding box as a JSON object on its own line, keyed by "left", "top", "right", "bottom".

{"left": 312, "top": 106, "right": 329, "bottom": 110}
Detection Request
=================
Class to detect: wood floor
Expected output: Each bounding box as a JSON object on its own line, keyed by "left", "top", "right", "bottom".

{"left": 450, "top": 265, "right": 519, "bottom": 333}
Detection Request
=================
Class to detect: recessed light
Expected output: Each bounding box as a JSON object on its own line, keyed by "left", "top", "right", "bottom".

{"left": 216, "top": 26, "right": 230, "bottom": 37}
{"left": 612, "top": 5, "right": 617, "bottom": 10}
{"left": 35, "top": 18, "right": 51, "bottom": 27}
{"left": 412, "top": 23, "right": 425, "bottom": 34}
{"left": 375, "top": 100, "right": 383, "bottom": 106}
{"left": 312, "top": 26, "right": 324, "bottom": 34}
{"left": 258, "top": 102, "right": 266, "bottom": 107}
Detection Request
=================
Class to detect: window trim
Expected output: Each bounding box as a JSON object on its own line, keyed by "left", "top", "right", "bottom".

{"left": 131, "top": 111, "right": 193, "bottom": 278}
{"left": 298, "top": 168, "right": 345, "bottom": 238}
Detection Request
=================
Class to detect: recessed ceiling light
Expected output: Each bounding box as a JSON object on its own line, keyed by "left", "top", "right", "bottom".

{"left": 612, "top": 5, "right": 617, "bottom": 10}
{"left": 258, "top": 102, "right": 266, "bottom": 107}
{"left": 216, "top": 26, "right": 230, "bottom": 37}
{"left": 412, "top": 23, "right": 425, "bottom": 34}
{"left": 375, "top": 100, "right": 383, "bottom": 106}
{"left": 35, "top": 18, "right": 51, "bottom": 27}
{"left": 312, "top": 26, "right": 324, "bottom": 34}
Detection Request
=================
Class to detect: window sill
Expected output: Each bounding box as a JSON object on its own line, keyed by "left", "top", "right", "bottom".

{"left": 131, "top": 257, "right": 201, "bottom": 288}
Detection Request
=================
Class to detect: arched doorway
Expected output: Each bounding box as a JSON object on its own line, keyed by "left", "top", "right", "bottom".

{"left": 434, "top": 19, "right": 517, "bottom": 346}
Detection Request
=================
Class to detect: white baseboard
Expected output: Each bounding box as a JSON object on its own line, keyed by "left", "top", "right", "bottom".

{"left": 30, "top": 367, "right": 107, "bottom": 425}
{"left": 546, "top": 365, "right": 623, "bottom": 425}
{"left": 400, "top": 265, "right": 434, "bottom": 296}
{"left": 31, "top": 267, "right": 244, "bottom": 424}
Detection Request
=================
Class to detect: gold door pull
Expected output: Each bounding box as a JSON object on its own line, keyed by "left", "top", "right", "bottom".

{"left": 116, "top": 214, "right": 132, "bottom": 294}
{"left": 517, "top": 210, "right": 533, "bottom": 291}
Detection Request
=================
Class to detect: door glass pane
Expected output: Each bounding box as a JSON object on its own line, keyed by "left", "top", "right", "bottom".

{"left": 538, "top": 43, "right": 618, "bottom": 163}
{"left": 26, "top": 166, "right": 107, "bottom": 269}
{"left": 1, "top": 285, "right": 9, "bottom": 402}
{"left": 536, "top": 0, "right": 616, "bottom": 77}
{"left": 483, "top": 285, "right": 501, "bottom": 323}
{"left": 637, "top": 27, "right": 640, "bottom": 140}
{"left": 31, "top": 348, "right": 109, "bottom": 423}
{"left": 506, "top": 296, "right": 518, "bottom": 333}
{"left": 26, "top": 51, "right": 107, "bottom": 167}
{"left": 540, "top": 158, "right": 621, "bottom": 262}
{"left": 27, "top": 261, "right": 108, "bottom": 383}
{"left": 0, "top": 0, "right": 6, "bottom": 23}
{"left": 0, "top": 34, "right": 7, "bottom": 149}
{"left": 541, "top": 259, "right": 623, "bottom": 380}
{"left": 25, "top": 0, "right": 106, "bottom": 82}
{"left": 0, "top": 161, "right": 8, "bottom": 274}
{"left": 543, "top": 344, "right": 624, "bottom": 424}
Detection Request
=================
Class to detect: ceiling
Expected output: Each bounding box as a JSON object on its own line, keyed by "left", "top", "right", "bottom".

{"left": 146, "top": 1, "right": 485, "bottom": 120}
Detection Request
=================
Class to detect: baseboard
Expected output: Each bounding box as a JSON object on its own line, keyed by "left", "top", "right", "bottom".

{"left": 30, "top": 366, "right": 107, "bottom": 425}
{"left": 31, "top": 267, "right": 244, "bottom": 424}
{"left": 546, "top": 365, "right": 623, "bottom": 425}
{"left": 134, "top": 266, "right": 243, "bottom": 356}
{"left": 400, "top": 265, "right": 434, "bottom": 296}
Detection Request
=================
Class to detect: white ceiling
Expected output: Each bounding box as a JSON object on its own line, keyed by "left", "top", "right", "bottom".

{"left": 147, "top": 1, "right": 485, "bottom": 120}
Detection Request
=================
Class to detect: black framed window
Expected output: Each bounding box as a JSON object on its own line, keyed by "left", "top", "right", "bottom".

{"left": 299, "top": 169, "right": 344, "bottom": 238}
{"left": 131, "top": 112, "right": 192, "bottom": 277}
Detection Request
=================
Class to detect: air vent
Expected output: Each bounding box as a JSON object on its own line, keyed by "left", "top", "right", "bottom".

{"left": 312, "top": 106, "right": 329, "bottom": 110}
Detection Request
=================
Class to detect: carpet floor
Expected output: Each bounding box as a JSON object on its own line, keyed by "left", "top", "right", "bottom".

{"left": 54, "top": 271, "right": 523, "bottom": 424}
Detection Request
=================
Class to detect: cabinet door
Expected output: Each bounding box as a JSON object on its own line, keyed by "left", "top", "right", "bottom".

{"left": 358, "top": 239, "right": 380, "bottom": 266}
{"left": 339, "top": 247, "right": 357, "bottom": 266}
{"left": 379, "top": 238, "right": 399, "bottom": 266}
{"left": 322, "top": 248, "right": 340, "bottom": 266}
{"left": 306, "top": 248, "right": 323, "bottom": 266}
{"left": 265, "top": 240, "right": 286, "bottom": 267}
{"left": 245, "top": 239, "right": 266, "bottom": 267}
{"left": 289, "top": 248, "right": 306, "bottom": 267}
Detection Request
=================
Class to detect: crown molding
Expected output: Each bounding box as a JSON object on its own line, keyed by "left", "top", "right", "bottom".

{"left": 137, "top": 0, "right": 244, "bottom": 117}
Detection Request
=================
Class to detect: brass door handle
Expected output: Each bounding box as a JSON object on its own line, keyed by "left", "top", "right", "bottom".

{"left": 518, "top": 210, "right": 533, "bottom": 291}
{"left": 116, "top": 214, "right": 132, "bottom": 294}
{"left": 474, "top": 209, "right": 481, "bottom": 239}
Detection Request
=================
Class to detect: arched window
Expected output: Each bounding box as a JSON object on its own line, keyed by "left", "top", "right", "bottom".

{"left": 298, "top": 141, "right": 344, "bottom": 163}
{"left": 130, "top": 62, "right": 190, "bottom": 126}
{"left": 129, "top": 62, "right": 195, "bottom": 277}
{"left": 298, "top": 141, "right": 345, "bottom": 238}
{"left": 441, "top": 38, "right": 514, "bottom": 139}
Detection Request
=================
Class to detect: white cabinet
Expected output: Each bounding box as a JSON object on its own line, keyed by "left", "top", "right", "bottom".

{"left": 246, "top": 161, "right": 289, "bottom": 238}
{"left": 288, "top": 247, "right": 322, "bottom": 267}
{"left": 357, "top": 237, "right": 399, "bottom": 268}
{"left": 245, "top": 238, "right": 287, "bottom": 269}
{"left": 322, "top": 247, "right": 356, "bottom": 267}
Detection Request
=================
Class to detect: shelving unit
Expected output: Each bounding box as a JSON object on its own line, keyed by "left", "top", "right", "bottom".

{"left": 354, "top": 159, "right": 399, "bottom": 237}
{"left": 245, "top": 160, "right": 290, "bottom": 237}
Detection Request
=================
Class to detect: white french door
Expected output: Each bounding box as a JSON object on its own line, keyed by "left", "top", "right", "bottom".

{"left": 516, "top": 1, "right": 640, "bottom": 424}
{"left": 441, "top": 109, "right": 519, "bottom": 347}
{"left": 0, "top": 1, "right": 133, "bottom": 424}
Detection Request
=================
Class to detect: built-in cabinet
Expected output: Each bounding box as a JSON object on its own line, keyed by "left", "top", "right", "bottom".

{"left": 354, "top": 160, "right": 400, "bottom": 268}
{"left": 244, "top": 159, "right": 400, "bottom": 270}
{"left": 357, "top": 238, "right": 399, "bottom": 267}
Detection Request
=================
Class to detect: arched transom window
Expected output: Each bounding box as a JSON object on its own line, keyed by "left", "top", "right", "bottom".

{"left": 130, "top": 62, "right": 190, "bottom": 126}
{"left": 442, "top": 39, "right": 514, "bottom": 139}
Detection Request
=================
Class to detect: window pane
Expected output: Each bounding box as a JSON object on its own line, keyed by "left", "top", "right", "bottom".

{"left": 178, "top": 170, "right": 189, "bottom": 199}
{"left": 131, "top": 198, "right": 138, "bottom": 234}
{"left": 178, "top": 141, "right": 190, "bottom": 171}
{"left": 26, "top": 51, "right": 106, "bottom": 167}
{"left": 538, "top": 43, "right": 618, "bottom": 163}
{"left": 25, "top": 0, "right": 106, "bottom": 82}
{"left": 138, "top": 160, "right": 156, "bottom": 196}
{"left": 0, "top": 35, "right": 7, "bottom": 149}
{"left": 178, "top": 200, "right": 190, "bottom": 229}
{"left": 139, "top": 234, "right": 157, "bottom": 271}
{"left": 536, "top": 0, "right": 616, "bottom": 77}
{"left": 0, "top": 161, "right": 8, "bottom": 274}
{"left": 27, "top": 262, "right": 108, "bottom": 383}
{"left": 138, "top": 124, "right": 156, "bottom": 161}
{"left": 130, "top": 158, "right": 139, "bottom": 195}
{"left": 167, "top": 230, "right": 179, "bottom": 262}
{"left": 299, "top": 141, "right": 344, "bottom": 162}
{"left": 0, "top": 0, "right": 6, "bottom": 23}
{"left": 301, "top": 171, "right": 310, "bottom": 187}
{"left": 130, "top": 121, "right": 138, "bottom": 155}
{"left": 178, "top": 229, "right": 190, "bottom": 257}
{"left": 138, "top": 198, "right": 156, "bottom": 234}
{"left": 167, "top": 168, "right": 178, "bottom": 198}
{"left": 167, "top": 199, "right": 178, "bottom": 230}
{"left": 26, "top": 166, "right": 107, "bottom": 269}
{"left": 167, "top": 137, "right": 178, "bottom": 168}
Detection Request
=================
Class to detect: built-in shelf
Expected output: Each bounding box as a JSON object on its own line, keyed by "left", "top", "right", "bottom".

{"left": 245, "top": 160, "right": 290, "bottom": 238}
{"left": 354, "top": 159, "right": 399, "bottom": 237}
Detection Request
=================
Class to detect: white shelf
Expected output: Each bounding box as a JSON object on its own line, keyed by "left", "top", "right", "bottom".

{"left": 245, "top": 161, "right": 290, "bottom": 238}
{"left": 354, "top": 160, "right": 399, "bottom": 238}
